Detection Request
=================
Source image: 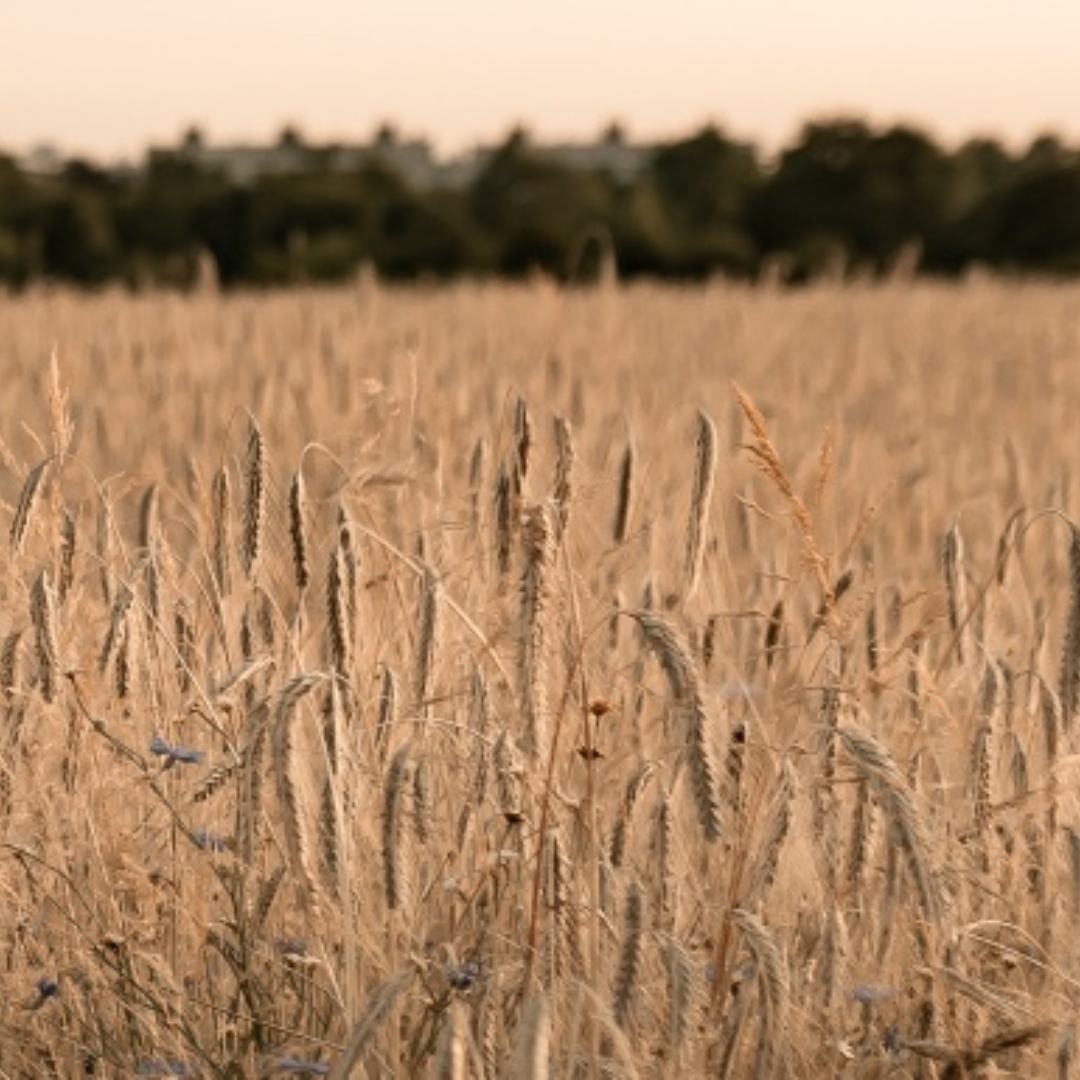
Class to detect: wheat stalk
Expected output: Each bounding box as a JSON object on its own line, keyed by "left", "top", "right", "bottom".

{"left": 512, "top": 991, "right": 550, "bottom": 1080}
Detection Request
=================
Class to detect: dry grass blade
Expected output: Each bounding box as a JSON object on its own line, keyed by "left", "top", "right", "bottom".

{"left": 433, "top": 1001, "right": 468, "bottom": 1080}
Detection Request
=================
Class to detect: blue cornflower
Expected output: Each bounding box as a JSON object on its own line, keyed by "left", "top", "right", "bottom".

{"left": 150, "top": 734, "right": 205, "bottom": 767}
{"left": 445, "top": 959, "right": 481, "bottom": 991}
{"left": 192, "top": 829, "right": 229, "bottom": 853}
{"left": 276, "top": 1058, "right": 330, "bottom": 1076}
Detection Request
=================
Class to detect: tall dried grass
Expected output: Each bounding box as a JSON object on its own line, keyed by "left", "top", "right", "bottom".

{"left": 0, "top": 277, "right": 1077, "bottom": 1077}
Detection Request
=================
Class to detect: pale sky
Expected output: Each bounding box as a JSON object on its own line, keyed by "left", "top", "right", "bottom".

{"left": 3, "top": 0, "right": 1079, "bottom": 162}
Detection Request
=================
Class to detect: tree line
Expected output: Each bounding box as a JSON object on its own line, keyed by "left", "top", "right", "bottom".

{"left": 2, "top": 118, "right": 1080, "bottom": 288}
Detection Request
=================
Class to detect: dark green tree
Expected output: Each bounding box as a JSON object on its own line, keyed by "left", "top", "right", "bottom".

{"left": 752, "top": 120, "right": 954, "bottom": 275}
{"left": 468, "top": 129, "right": 614, "bottom": 276}
{"left": 648, "top": 125, "right": 761, "bottom": 274}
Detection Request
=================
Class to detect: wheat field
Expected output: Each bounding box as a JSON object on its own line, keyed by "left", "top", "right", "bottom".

{"left": 2, "top": 277, "right": 1080, "bottom": 1078}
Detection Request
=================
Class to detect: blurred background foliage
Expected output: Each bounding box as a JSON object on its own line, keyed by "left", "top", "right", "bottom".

{"left": 2, "top": 118, "right": 1080, "bottom": 287}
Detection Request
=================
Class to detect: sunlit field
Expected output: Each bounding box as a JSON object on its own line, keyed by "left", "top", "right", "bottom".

{"left": 2, "top": 277, "right": 1080, "bottom": 1078}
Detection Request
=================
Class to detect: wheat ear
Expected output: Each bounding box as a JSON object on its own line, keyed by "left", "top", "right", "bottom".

{"left": 327, "top": 541, "right": 353, "bottom": 674}
{"left": 210, "top": 466, "right": 233, "bottom": 598}
{"left": 413, "top": 562, "right": 440, "bottom": 716}
{"left": 57, "top": 506, "right": 76, "bottom": 604}
{"left": 519, "top": 503, "right": 555, "bottom": 759}
{"left": 941, "top": 520, "right": 969, "bottom": 664}
{"left": 683, "top": 409, "right": 717, "bottom": 599}
{"left": 552, "top": 415, "right": 574, "bottom": 540}
{"left": 272, "top": 674, "right": 322, "bottom": 917}
{"left": 288, "top": 468, "right": 310, "bottom": 592}
{"left": 513, "top": 395, "right": 532, "bottom": 481}
{"left": 613, "top": 437, "right": 636, "bottom": 545}
{"left": 634, "top": 610, "right": 722, "bottom": 841}
{"left": 30, "top": 570, "right": 60, "bottom": 703}
{"left": 10, "top": 459, "right": 49, "bottom": 555}
{"left": 382, "top": 744, "right": 414, "bottom": 911}
{"left": 838, "top": 721, "right": 942, "bottom": 923}
{"left": 138, "top": 482, "right": 159, "bottom": 551}
{"left": 1059, "top": 524, "right": 1080, "bottom": 727}
{"left": 742, "top": 759, "right": 794, "bottom": 911}
{"left": 612, "top": 880, "right": 644, "bottom": 1030}
{"left": 733, "top": 908, "right": 789, "bottom": 1080}
{"left": 240, "top": 418, "right": 266, "bottom": 581}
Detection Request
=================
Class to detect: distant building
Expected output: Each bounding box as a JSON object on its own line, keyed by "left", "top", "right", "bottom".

{"left": 19, "top": 143, "right": 64, "bottom": 176}
{"left": 326, "top": 138, "right": 444, "bottom": 190}
{"left": 541, "top": 140, "right": 652, "bottom": 184}
{"left": 139, "top": 132, "right": 656, "bottom": 190}
{"left": 178, "top": 142, "right": 313, "bottom": 184}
